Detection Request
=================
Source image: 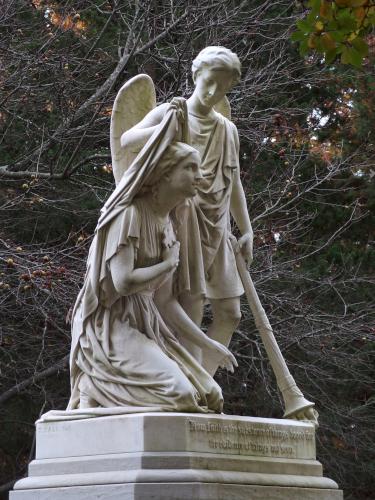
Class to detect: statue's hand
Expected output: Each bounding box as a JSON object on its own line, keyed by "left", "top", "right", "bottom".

{"left": 170, "top": 97, "right": 186, "bottom": 124}
{"left": 162, "top": 240, "right": 180, "bottom": 271}
{"left": 236, "top": 232, "right": 253, "bottom": 265}
{"left": 207, "top": 339, "right": 238, "bottom": 373}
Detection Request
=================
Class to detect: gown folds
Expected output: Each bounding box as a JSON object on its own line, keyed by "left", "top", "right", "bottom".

{"left": 40, "top": 102, "right": 223, "bottom": 422}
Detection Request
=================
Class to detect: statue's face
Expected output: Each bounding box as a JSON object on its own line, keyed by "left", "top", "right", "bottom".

{"left": 194, "top": 67, "right": 234, "bottom": 108}
{"left": 167, "top": 153, "right": 202, "bottom": 198}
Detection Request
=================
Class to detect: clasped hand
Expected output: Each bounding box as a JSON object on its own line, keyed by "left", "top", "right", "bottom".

{"left": 162, "top": 240, "right": 180, "bottom": 270}
{"left": 170, "top": 97, "right": 186, "bottom": 125}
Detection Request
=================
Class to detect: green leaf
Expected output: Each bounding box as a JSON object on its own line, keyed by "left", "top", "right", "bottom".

{"left": 325, "top": 48, "right": 338, "bottom": 63}
{"left": 296, "top": 19, "right": 314, "bottom": 33}
{"left": 326, "top": 19, "right": 339, "bottom": 31}
{"left": 341, "top": 46, "right": 350, "bottom": 63}
{"left": 337, "top": 10, "right": 358, "bottom": 31}
{"left": 308, "top": 0, "right": 321, "bottom": 8}
{"left": 368, "top": 12, "right": 375, "bottom": 24}
{"left": 321, "top": 33, "right": 336, "bottom": 51}
{"left": 306, "top": 11, "right": 320, "bottom": 24}
{"left": 336, "top": 42, "right": 345, "bottom": 53}
{"left": 351, "top": 37, "right": 369, "bottom": 57}
{"left": 329, "top": 29, "right": 346, "bottom": 42}
{"left": 348, "top": 47, "right": 363, "bottom": 67}
{"left": 308, "top": 0, "right": 322, "bottom": 15}
{"left": 314, "top": 36, "right": 325, "bottom": 53}
{"left": 291, "top": 30, "right": 308, "bottom": 42}
{"left": 341, "top": 45, "right": 363, "bottom": 66}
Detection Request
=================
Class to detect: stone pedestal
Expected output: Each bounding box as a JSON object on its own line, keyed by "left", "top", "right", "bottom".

{"left": 10, "top": 412, "right": 343, "bottom": 499}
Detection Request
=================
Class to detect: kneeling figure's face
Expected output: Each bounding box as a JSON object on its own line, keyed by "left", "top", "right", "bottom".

{"left": 168, "top": 153, "right": 202, "bottom": 198}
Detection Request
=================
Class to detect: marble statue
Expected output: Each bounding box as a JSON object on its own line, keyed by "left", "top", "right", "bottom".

{"left": 119, "top": 48, "right": 251, "bottom": 378}
{"left": 42, "top": 46, "right": 316, "bottom": 424}
{"left": 116, "top": 47, "right": 318, "bottom": 424}
{"left": 66, "top": 128, "right": 238, "bottom": 415}
{"left": 11, "top": 47, "right": 344, "bottom": 500}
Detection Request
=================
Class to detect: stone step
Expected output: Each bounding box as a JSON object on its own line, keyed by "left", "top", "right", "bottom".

{"left": 28, "top": 451, "right": 323, "bottom": 477}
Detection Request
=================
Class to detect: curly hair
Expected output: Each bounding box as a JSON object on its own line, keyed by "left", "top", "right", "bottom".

{"left": 191, "top": 46, "right": 241, "bottom": 85}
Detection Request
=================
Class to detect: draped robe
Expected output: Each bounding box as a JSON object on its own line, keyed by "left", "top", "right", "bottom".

{"left": 176, "top": 110, "right": 244, "bottom": 300}
{"left": 39, "top": 104, "right": 223, "bottom": 422}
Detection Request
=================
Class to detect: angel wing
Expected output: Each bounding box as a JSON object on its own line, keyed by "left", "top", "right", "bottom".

{"left": 110, "top": 74, "right": 156, "bottom": 185}
{"left": 213, "top": 96, "right": 231, "bottom": 120}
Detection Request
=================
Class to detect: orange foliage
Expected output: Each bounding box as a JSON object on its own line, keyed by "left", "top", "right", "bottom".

{"left": 31, "top": 1, "right": 87, "bottom": 36}
{"left": 49, "top": 11, "right": 87, "bottom": 35}
{"left": 310, "top": 139, "right": 342, "bottom": 162}
{"left": 101, "top": 106, "right": 113, "bottom": 117}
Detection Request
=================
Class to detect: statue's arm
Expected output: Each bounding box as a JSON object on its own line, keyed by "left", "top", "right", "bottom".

{"left": 230, "top": 166, "right": 253, "bottom": 236}
{"left": 229, "top": 124, "right": 254, "bottom": 263}
{"left": 121, "top": 103, "right": 169, "bottom": 152}
{"left": 110, "top": 241, "right": 175, "bottom": 296}
{"left": 154, "top": 279, "right": 237, "bottom": 372}
{"left": 155, "top": 279, "right": 211, "bottom": 350}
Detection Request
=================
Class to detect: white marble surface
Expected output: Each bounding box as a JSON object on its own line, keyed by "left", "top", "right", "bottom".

{"left": 109, "top": 45, "right": 318, "bottom": 422}
{"left": 11, "top": 413, "right": 342, "bottom": 499}
{"left": 10, "top": 483, "right": 344, "bottom": 500}
{"left": 35, "top": 412, "right": 317, "bottom": 460}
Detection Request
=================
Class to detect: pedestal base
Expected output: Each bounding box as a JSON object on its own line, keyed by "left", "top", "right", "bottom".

{"left": 10, "top": 412, "right": 343, "bottom": 500}
{"left": 10, "top": 483, "right": 344, "bottom": 500}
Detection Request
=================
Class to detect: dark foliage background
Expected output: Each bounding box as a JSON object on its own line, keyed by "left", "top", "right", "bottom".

{"left": 0, "top": 1, "right": 374, "bottom": 498}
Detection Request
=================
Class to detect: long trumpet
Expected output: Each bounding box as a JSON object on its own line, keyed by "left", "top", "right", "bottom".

{"left": 232, "top": 239, "right": 318, "bottom": 426}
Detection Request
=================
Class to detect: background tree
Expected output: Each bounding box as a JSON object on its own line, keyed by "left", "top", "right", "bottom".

{"left": 292, "top": 0, "right": 375, "bottom": 66}
{"left": 1, "top": 1, "right": 374, "bottom": 498}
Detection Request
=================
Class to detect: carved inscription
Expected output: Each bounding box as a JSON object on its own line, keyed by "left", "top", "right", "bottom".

{"left": 187, "top": 420, "right": 315, "bottom": 458}
{"left": 38, "top": 424, "right": 70, "bottom": 434}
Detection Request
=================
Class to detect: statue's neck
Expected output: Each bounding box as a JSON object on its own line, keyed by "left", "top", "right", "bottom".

{"left": 143, "top": 189, "right": 182, "bottom": 222}
{"left": 187, "top": 95, "right": 216, "bottom": 120}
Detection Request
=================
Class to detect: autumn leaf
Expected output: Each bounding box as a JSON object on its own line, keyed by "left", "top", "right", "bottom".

{"left": 292, "top": 0, "right": 375, "bottom": 66}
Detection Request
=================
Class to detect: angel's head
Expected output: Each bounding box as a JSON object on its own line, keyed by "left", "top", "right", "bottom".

{"left": 191, "top": 46, "right": 241, "bottom": 107}
{"left": 140, "top": 142, "right": 201, "bottom": 200}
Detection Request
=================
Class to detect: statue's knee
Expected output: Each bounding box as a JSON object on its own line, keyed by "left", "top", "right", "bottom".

{"left": 228, "top": 308, "right": 241, "bottom": 327}
{"left": 217, "top": 302, "right": 241, "bottom": 327}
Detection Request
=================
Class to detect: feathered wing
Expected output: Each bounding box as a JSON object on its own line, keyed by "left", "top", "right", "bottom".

{"left": 214, "top": 96, "right": 231, "bottom": 120}
{"left": 110, "top": 74, "right": 156, "bottom": 185}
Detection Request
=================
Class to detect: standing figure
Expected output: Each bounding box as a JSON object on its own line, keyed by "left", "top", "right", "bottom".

{"left": 121, "top": 47, "right": 252, "bottom": 375}
{"left": 65, "top": 105, "right": 237, "bottom": 415}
